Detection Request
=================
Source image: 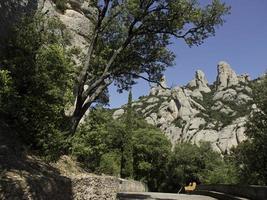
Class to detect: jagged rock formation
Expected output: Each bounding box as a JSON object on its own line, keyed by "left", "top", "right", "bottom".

{"left": 216, "top": 61, "right": 239, "bottom": 90}
{"left": 113, "top": 62, "right": 254, "bottom": 153}
{"left": 0, "top": 0, "right": 94, "bottom": 60}
{"left": 188, "top": 70, "right": 211, "bottom": 94}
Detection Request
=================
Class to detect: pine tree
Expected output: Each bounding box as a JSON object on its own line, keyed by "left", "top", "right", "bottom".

{"left": 121, "top": 90, "right": 134, "bottom": 178}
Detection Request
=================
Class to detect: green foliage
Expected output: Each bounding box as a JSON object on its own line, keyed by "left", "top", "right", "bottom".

{"left": 230, "top": 141, "right": 264, "bottom": 184}
{"left": 72, "top": 107, "right": 241, "bottom": 191}
{"left": 137, "top": 95, "right": 171, "bottom": 118}
{"left": 163, "top": 142, "right": 238, "bottom": 192}
{"left": 72, "top": 107, "right": 172, "bottom": 191}
{"left": 121, "top": 91, "right": 134, "bottom": 178}
{"left": 231, "top": 75, "right": 267, "bottom": 185}
{"left": 197, "top": 145, "right": 238, "bottom": 185}
{"left": 200, "top": 91, "right": 232, "bottom": 127}
{"left": 202, "top": 161, "right": 238, "bottom": 184}
{"left": 0, "top": 70, "right": 14, "bottom": 113}
{"left": 164, "top": 143, "right": 203, "bottom": 192}
{"left": 71, "top": 109, "right": 115, "bottom": 171}
{"left": 133, "top": 127, "right": 172, "bottom": 191}
{"left": 65, "top": 0, "right": 230, "bottom": 133}
{"left": 98, "top": 151, "right": 121, "bottom": 176}
{"left": 0, "top": 13, "right": 74, "bottom": 159}
{"left": 194, "top": 87, "right": 252, "bottom": 129}
{"left": 79, "top": 0, "right": 230, "bottom": 95}
{"left": 173, "top": 118, "right": 186, "bottom": 128}
{"left": 53, "top": 0, "right": 68, "bottom": 12}
{"left": 0, "top": 70, "right": 13, "bottom": 95}
{"left": 194, "top": 90, "right": 234, "bottom": 128}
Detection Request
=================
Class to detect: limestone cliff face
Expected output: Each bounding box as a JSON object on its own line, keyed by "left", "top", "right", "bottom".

{"left": 0, "top": 0, "right": 94, "bottom": 59}
{"left": 114, "top": 62, "right": 255, "bottom": 153}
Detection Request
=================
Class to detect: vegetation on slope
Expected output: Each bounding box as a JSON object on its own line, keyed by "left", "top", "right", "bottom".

{"left": 53, "top": 0, "right": 68, "bottom": 12}
{"left": 71, "top": 104, "right": 172, "bottom": 191}
{"left": 71, "top": 106, "right": 240, "bottom": 191}
{"left": 0, "top": 1, "right": 266, "bottom": 197}
{"left": 230, "top": 75, "right": 267, "bottom": 185}
{"left": 0, "top": 13, "right": 74, "bottom": 159}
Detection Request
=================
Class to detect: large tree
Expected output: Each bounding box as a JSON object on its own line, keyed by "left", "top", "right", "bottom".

{"left": 0, "top": 14, "right": 74, "bottom": 158}
{"left": 69, "top": 0, "right": 230, "bottom": 133}
{"left": 231, "top": 75, "right": 267, "bottom": 185}
{"left": 163, "top": 142, "right": 238, "bottom": 192}
{"left": 121, "top": 90, "right": 134, "bottom": 178}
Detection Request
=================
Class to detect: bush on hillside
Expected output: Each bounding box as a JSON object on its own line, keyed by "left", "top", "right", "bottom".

{"left": 162, "top": 142, "right": 238, "bottom": 192}
{"left": 53, "top": 0, "right": 68, "bottom": 12}
{"left": 0, "top": 13, "right": 75, "bottom": 160}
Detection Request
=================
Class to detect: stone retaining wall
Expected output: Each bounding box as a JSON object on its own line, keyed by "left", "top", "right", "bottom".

{"left": 118, "top": 178, "right": 148, "bottom": 193}
{"left": 70, "top": 175, "right": 147, "bottom": 200}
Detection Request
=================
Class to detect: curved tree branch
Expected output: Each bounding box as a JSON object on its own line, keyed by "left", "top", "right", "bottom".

{"left": 125, "top": 72, "right": 170, "bottom": 90}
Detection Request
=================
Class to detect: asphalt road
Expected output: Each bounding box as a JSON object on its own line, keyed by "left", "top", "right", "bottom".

{"left": 117, "top": 192, "right": 218, "bottom": 200}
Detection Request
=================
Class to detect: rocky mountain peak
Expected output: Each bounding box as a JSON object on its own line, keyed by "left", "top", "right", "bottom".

{"left": 216, "top": 61, "right": 239, "bottom": 90}
{"left": 113, "top": 61, "right": 255, "bottom": 154}
{"left": 238, "top": 73, "right": 251, "bottom": 83}
{"left": 196, "top": 70, "right": 208, "bottom": 83}
{"left": 188, "top": 69, "right": 211, "bottom": 93}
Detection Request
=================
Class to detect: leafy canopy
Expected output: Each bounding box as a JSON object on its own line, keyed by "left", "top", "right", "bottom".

{"left": 231, "top": 75, "right": 267, "bottom": 185}
{"left": 0, "top": 13, "right": 74, "bottom": 159}
{"left": 0, "top": 70, "right": 14, "bottom": 114}
{"left": 87, "top": 0, "right": 230, "bottom": 91}
{"left": 69, "top": 0, "right": 230, "bottom": 134}
{"left": 71, "top": 107, "right": 171, "bottom": 191}
{"left": 163, "top": 142, "right": 238, "bottom": 192}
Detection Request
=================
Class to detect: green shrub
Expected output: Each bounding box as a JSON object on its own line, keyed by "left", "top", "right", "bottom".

{"left": 230, "top": 75, "right": 267, "bottom": 185}
{"left": 98, "top": 152, "right": 121, "bottom": 176}
{"left": 133, "top": 127, "right": 172, "bottom": 191}
{"left": 202, "top": 161, "right": 238, "bottom": 184}
{"left": 72, "top": 108, "right": 172, "bottom": 191}
{"left": 162, "top": 142, "right": 239, "bottom": 192}
{"left": 0, "top": 13, "right": 74, "bottom": 160}
{"left": 53, "top": 0, "right": 68, "bottom": 12}
{"left": 173, "top": 118, "right": 185, "bottom": 128}
{"left": 0, "top": 70, "right": 14, "bottom": 113}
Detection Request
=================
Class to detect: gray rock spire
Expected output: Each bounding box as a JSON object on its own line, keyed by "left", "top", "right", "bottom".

{"left": 216, "top": 61, "right": 239, "bottom": 90}
{"left": 188, "top": 70, "right": 211, "bottom": 93}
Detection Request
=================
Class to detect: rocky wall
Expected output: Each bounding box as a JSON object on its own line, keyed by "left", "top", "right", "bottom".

{"left": 118, "top": 178, "right": 148, "bottom": 193}
{"left": 70, "top": 175, "right": 147, "bottom": 200}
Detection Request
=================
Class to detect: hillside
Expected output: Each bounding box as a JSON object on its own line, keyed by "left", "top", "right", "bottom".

{"left": 113, "top": 61, "right": 255, "bottom": 153}
{"left": 1, "top": 1, "right": 246, "bottom": 154}
{"left": 0, "top": 120, "right": 146, "bottom": 199}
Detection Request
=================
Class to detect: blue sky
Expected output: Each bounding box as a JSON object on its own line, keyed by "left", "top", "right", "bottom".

{"left": 108, "top": 0, "right": 267, "bottom": 108}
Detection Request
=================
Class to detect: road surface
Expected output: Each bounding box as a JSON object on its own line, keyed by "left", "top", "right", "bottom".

{"left": 117, "top": 192, "right": 218, "bottom": 200}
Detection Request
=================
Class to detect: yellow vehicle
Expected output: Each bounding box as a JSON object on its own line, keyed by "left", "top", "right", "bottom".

{"left": 184, "top": 182, "right": 197, "bottom": 192}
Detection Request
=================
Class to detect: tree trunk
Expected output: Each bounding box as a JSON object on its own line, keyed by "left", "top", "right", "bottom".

{"left": 68, "top": 102, "right": 90, "bottom": 134}
{"left": 69, "top": 115, "right": 82, "bottom": 135}
{"left": 66, "top": 79, "right": 112, "bottom": 135}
